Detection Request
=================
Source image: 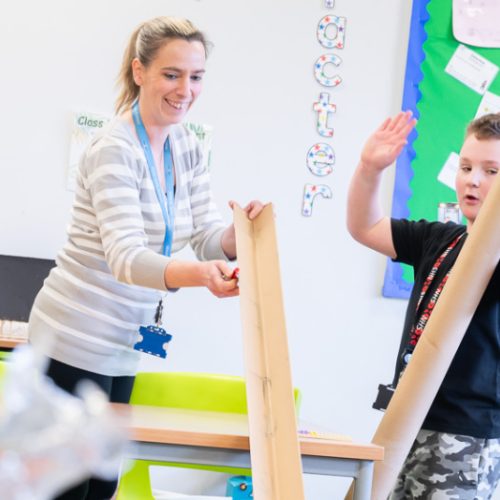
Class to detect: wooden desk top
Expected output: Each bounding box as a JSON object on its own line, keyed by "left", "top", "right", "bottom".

{"left": 121, "top": 404, "right": 384, "bottom": 462}
{"left": 0, "top": 337, "right": 26, "bottom": 349}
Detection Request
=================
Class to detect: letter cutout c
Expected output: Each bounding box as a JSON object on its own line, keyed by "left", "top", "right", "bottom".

{"left": 314, "top": 54, "right": 342, "bottom": 87}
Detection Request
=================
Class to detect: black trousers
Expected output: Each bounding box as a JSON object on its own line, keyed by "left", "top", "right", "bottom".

{"left": 46, "top": 358, "right": 135, "bottom": 500}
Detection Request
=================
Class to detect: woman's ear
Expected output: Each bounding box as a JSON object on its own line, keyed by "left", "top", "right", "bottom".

{"left": 131, "top": 58, "right": 144, "bottom": 86}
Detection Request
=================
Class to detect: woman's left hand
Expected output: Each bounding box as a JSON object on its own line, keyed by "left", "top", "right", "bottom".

{"left": 221, "top": 200, "right": 267, "bottom": 259}
{"left": 229, "top": 199, "right": 266, "bottom": 220}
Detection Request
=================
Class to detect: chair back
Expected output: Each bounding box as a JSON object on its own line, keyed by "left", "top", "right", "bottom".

{"left": 129, "top": 372, "right": 301, "bottom": 414}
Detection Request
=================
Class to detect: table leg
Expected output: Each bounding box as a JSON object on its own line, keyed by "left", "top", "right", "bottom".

{"left": 352, "top": 460, "right": 373, "bottom": 500}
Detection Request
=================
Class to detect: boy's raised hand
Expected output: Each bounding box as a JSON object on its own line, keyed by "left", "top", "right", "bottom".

{"left": 361, "top": 111, "right": 417, "bottom": 172}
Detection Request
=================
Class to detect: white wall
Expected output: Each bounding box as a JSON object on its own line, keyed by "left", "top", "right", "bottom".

{"left": 0, "top": 1, "right": 414, "bottom": 497}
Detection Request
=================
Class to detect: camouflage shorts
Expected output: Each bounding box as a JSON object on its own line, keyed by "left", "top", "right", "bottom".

{"left": 389, "top": 429, "right": 500, "bottom": 499}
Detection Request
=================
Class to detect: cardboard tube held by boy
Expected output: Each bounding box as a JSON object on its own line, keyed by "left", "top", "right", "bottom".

{"left": 346, "top": 172, "right": 500, "bottom": 500}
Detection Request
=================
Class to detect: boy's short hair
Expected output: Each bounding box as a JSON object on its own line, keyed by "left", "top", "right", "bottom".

{"left": 466, "top": 112, "right": 500, "bottom": 140}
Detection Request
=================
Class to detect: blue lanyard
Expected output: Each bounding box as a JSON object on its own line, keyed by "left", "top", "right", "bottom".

{"left": 131, "top": 101, "right": 175, "bottom": 256}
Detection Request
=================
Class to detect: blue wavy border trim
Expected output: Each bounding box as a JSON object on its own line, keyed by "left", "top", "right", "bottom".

{"left": 382, "top": 0, "right": 431, "bottom": 299}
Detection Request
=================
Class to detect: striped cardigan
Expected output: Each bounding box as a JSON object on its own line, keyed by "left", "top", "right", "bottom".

{"left": 29, "top": 118, "right": 227, "bottom": 376}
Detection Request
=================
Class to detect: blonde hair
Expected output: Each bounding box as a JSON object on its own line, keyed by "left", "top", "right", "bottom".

{"left": 115, "top": 16, "right": 210, "bottom": 114}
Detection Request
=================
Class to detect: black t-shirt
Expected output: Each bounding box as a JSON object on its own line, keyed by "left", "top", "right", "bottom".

{"left": 391, "top": 218, "right": 500, "bottom": 438}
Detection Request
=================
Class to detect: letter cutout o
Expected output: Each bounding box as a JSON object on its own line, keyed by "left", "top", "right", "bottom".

{"left": 317, "top": 15, "right": 347, "bottom": 49}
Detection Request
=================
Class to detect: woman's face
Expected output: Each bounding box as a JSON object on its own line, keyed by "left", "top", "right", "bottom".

{"left": 133, "top": 38, "right": 206, "bottom": 128}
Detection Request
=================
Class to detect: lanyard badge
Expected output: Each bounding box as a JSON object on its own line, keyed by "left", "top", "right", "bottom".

{"left": 134, "top": 299, "right": 172, "bottom": 359}
{"left": 131, "top": 101, "right": 175, "bottom": 358}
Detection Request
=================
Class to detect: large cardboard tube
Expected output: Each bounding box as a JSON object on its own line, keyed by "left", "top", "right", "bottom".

{"left": 346, "top": 172, "right": 500, "bottom": 500}
{"left": 234, "top": 204, "right": 305, "bottom": 500}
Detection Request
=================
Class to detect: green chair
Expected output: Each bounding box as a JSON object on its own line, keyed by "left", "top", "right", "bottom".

{"left": 116, "top": 372, "right": 301, "bottom": 500}
{"left": 0, "top": 361, "right": 7, "bottom": 398}
{"left": 0, "top": 350, "right": 12, "bottom": 361}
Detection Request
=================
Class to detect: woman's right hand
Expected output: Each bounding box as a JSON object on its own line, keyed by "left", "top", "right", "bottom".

{"left": 201, "top": 260, "right": 239, "bottom": 298}
{"left": 360, "top": 111, "right": 416, "bottom": 172}
{"left": 164, "top": 260, "right": 239, "bottom": 298}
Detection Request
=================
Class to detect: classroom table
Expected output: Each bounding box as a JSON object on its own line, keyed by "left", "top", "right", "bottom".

{"left": 0, "top": 337, "right": 26, "bottom": 349}
{"left": 0, "top": 336, "right": 26, "bottom": 360}
{"left": 122, "top": 404, "right": 384, "bottom": 500}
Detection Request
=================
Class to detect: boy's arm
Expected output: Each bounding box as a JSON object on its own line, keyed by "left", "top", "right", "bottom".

{"left": 347, "top": 111, "right": 416, "bottom": 258}
{"left": 347, "top": 165, "right": 395, "bottom": 258}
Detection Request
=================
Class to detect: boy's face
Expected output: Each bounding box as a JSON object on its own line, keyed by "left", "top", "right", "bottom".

{"left": 456, "top": 134, "right": 499, "bottom": 228}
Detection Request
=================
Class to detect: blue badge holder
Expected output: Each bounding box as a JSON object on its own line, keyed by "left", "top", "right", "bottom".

{"left": 134, "top": 325, "right": 172, "bottom": 358}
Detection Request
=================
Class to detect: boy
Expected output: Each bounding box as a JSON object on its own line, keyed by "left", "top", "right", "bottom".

{"left": 347, "top": 111, "right": 500, "bottom": 499}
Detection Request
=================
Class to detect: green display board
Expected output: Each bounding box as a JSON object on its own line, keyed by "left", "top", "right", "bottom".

{"left": 383, "top": 0, "right": 500, "bottom": 298}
